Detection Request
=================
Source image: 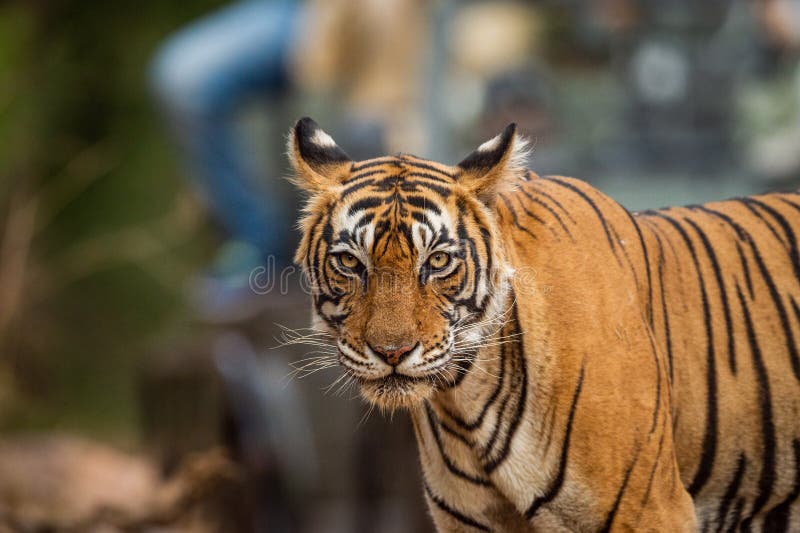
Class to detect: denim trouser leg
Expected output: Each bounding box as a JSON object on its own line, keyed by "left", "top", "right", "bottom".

{"left": 149, "top": 0, "right": 299, "bottom": 260}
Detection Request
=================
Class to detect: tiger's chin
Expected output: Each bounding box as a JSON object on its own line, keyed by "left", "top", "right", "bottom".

{"left": 358, "top": 375, "right": 437, "bottom": 411}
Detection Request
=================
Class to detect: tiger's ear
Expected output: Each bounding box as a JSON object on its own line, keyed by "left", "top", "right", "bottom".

{"left": 287, "top": 117, "right": 352, "bottom": 193}
{"left": 456, "top": 123, "right": 530, "bottom": 204}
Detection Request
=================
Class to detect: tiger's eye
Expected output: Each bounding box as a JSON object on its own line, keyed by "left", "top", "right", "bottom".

{"left": 428, "top": 252, "right": 450, "bottom": 270}
{"left": 338, "top": 253, "right": 360, "bottom": 269}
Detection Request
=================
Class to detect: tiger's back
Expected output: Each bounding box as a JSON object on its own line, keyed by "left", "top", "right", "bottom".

{"left": 501, "top": 174, "right": 800, "bottom": 531}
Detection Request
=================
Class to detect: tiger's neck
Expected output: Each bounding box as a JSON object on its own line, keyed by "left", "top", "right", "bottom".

{"left": 419, "top": 293, "right": 529, "bottom": 475}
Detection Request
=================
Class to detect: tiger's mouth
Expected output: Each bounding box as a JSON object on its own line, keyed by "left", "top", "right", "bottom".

{"left": 361, "top": 372, "right": 431, "bottom": 387}
{"left": 356, "top": 371, "right": 440, "bottom": 410}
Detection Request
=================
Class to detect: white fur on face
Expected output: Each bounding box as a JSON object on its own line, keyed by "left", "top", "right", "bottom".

{"left": 396, "top": 336, "right": 451, "bottom": 378}
{"left": 335, "top": 207, "right": 375, "bottom": 268}
{"left": 410, "top": 212, "right": 454, "bottom": 268}
{"left": 338, "top": 339, "right": 392, "bottom": 378}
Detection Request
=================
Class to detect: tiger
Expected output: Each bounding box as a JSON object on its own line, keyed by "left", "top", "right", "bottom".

{"left": 287, "top": 116, "right": 800, "bottom": 532}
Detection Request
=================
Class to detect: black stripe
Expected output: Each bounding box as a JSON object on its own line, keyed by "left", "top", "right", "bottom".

{"left": 338, "top": 349, "right": 372, "bottom": 368}
{"left": 484, "top": 307, "right": 527, "bottom": 473}
{"left": 479, "top": 224, "right": 494, "bottom": 305}
{"left": 540, "top": 402, "right": 559, "bottom": 458}
{"left": 350, "top": 157, "right": 400, "bottom": 173}
{"left": 698, "top": 206, "right": 800, "bottom": 381}
{"left": 401, "top": 178, "right": 453, "bottom": 198}
{"left": 519, "top": 187, "right": 575, "bottom": 240}
{"left": 683, "top": 216, "right": 737, "bottom": 374}
{"left": 743, "top": 239, "right": 800, "bottom": 381}
{"left": 641, "top": 419, "right": 667, "bottom": 507}
{"left": 609, "top": 221, "right": 642, "bottom": 290}
{"left": 600, "top": 446, "right": 642, "bottom": 533}
{"left": 347, "top": 196, "right": 385, "bottom": 216}
{"left": 651, "top": 212, "right": 718, "bottom": 498}
{"left": 404, "top": 195, "right": 442, "bottom": 214}
{"left": 545, "top": 177, "right": 620, "bottom": 263}
{"left": 735, "top": 241, "right": 755, "bottom": 299}
{"left": 439, "top": 417, "right": 475, "bottom": 446}
{"left": 441, "top": 347, "right": 506, "bottom": 431}
{"left": 737, "top": 198, "right": 787, "bottom": 248}
{"left": 512, "top": 194, "right": 548, "bottom": 226}
{"left": 424, "top": 405, "right": 492, "bottom": 486}
{"left": 714, "top": 453, "right": 746, "bottom": 533}
{"left": 406, "top": 171, "right": 454, "bottom": 184}
{"left": 791, "top": 296, "right": 800, "bottom": 326}
{"left": 525, "top": 363, "right": 585, "bottom": 519}
{"left": 340, "top": 175, "right": 380, "bottom": 198}
{"left": 302, "top": 211, "right": 324, "bottom": 273}
{"left": 627, "top": 210, "right": 654, "bottom": 326}
{"left": 410, "top": 211, "right": 437, "bottom": 235}
{"left": 536, "top": 186, "right": 576, "bottom": 224}
{"left": 728, "top": 499, "right": 745, "bottom": 533}
{"left": 513, "top": 194, "right": 560, "bottom": 237}
{"left": 650, "top": 227, "right": 675, "bottom": 383}
{"left": 346, "top": 168, "right": 387, "bottom": 183}
{"left": 743, "top": 197, "right": 800, "bottom": 281}
{"left": 762, "top": 439, "right": 800, "bottom": 532}
{"left": 312, "top": 213, "right": 336, "bottom": 298}
{"left": 498, "top": 193, "right": 538, "bottom": 242}
{"left": 695, "top": 206, "right": 748, "bottom": 240}
{"left": 353, "top": 212, "right": 374, "bottom": 231}
{"left": 402, "top": 160, "right": 455, "bottom": 178}
{"left": 645, "top": 327, "right": 662, "bottom": 434}
{"left": 778, "top": 195, "right": 800, "bottom": 212}
{"left": 480, "top": 386, "right": 513, "bottom": 460}
{"left": 450, "top": 198, "right": 489, "bottom": 315}
{"left": 735, "top": 282, "right": 777, "bottom": 530}
{"left": 455, "top": 205, "right": 480, "bottom": 318}
{"left": 424, "top": 482, "right": 490, "bottom": 531}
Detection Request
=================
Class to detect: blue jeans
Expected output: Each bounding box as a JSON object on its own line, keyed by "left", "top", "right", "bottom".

{"left": 150, "top": 0, "right": 299, "bottom": 262}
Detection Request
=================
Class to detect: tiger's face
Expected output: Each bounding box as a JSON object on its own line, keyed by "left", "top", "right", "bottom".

{"left": 288, "top": 118, "right": 527, "bottom": 410}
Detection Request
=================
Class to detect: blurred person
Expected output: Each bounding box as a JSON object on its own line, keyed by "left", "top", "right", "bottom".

{"left": 150, "top": 0, "right": 302, "bottom": 322}
{"left": 150, "top": 0, "right": 428, "bottom": 322}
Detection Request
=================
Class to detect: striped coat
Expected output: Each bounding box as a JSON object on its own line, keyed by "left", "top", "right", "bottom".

{"left": 288, "top": 117, "right": 800, "bottom": 532}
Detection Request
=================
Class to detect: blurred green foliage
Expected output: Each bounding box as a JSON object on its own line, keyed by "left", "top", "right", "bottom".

{"left": 0, "top": 1, "right": 225, "bottom": 442}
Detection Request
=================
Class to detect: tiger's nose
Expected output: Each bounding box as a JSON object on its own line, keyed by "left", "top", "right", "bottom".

{"left": 369, "top": 343, "right": 417, "bottom": 366}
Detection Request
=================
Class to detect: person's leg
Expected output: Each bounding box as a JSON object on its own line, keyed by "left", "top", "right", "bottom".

{"left": 149, "top": 0, "right": 299, "bottom": 261}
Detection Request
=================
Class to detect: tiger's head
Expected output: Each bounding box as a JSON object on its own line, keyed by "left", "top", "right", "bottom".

{"left": 288, "top": 118, "right": 528, "bottom": 410}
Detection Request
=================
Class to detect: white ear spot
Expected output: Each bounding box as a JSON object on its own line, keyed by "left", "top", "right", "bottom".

{"left": 311, "top": 129, "right": 336, "bottom": 148}
{"left": 478, "top": 134, "right": 502, "bottom": 152}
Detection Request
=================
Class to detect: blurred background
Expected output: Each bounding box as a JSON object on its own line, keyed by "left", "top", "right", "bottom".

{"left": 0, "top": 0, "right": 798, "bottom": 531}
